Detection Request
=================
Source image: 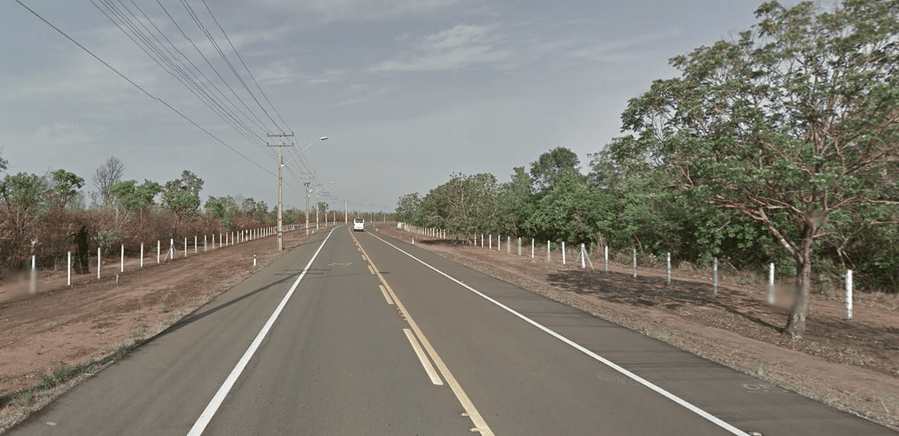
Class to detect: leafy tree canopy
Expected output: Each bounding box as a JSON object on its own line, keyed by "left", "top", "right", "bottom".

{"left": 609, "top": 0, "right": 899, "bottom": 335}
{"left": 162, "top": 170, "right": 204, "bottom": 221}
{"left": 530, "top": 147, "right": 581, "bottom": 192}
{"left": 110, "top": 179, "right": 161, "bottom": 214}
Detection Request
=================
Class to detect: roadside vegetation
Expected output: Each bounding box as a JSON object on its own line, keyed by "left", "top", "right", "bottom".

{"left": 395, "top": 0, "right": 899, "bottom": 335}
{"left": 0, "top": 154, "right": 312, "bottom": 276}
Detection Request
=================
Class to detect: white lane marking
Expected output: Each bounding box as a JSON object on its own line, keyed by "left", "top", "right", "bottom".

{"left": 352, "top": 232, "right": 495, "bottom": 436}
{"left": 403, "top": 328, "right": 444, "bottom": 385}
{"left": 378, "top": 284, "right": 395, "bottom": 305}
{"left": 368, "top": 232, "right": 750, "bottom": 436}
{"left": 187, "top": 228, "right": 336, "bottom": 436}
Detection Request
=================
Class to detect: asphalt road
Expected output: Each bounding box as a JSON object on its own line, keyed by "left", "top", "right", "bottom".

{"left": 8, "top": 225, "right": 895, "bottom": 435}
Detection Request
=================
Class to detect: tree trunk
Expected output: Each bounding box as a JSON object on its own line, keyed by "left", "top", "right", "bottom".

{"left": 785, "top": 226, "right": 816, "bottom": 337}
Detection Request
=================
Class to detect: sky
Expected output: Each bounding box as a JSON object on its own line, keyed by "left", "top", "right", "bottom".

{"left": 0, "top": 0, "right": 797, "bottom": 214}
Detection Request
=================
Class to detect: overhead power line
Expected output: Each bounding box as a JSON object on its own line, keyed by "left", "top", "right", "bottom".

{"left": 14, "top": 0, "right": 288, "bottom": 184}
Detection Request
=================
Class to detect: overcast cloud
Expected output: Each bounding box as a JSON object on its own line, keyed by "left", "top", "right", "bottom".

{"left": 1, "top": 0, "right": 797, "bottom": 213}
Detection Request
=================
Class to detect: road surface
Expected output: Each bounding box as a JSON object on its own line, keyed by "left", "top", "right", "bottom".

{"left": 8, "top": 225, "right": 895, "bottom": 435}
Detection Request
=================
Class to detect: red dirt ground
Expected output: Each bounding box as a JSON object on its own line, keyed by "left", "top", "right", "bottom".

{"left": 0, "top": 226, "right": 334, "bottom": 432}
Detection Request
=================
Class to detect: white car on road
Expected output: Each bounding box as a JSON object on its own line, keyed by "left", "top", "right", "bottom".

{"left": 353, "top": 218, "right": 365, "bottom": 231}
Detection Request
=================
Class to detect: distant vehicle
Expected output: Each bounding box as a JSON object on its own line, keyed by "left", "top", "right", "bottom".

{"left": 353, "top": 218, "right": 365, "bottom": 232}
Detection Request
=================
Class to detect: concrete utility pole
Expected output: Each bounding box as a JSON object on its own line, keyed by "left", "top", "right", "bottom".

{"left": 345, "top": 200, "right": 347, "bottom": 224}
{"left": 267, "top": 133, "right": 295, "bottom": 251}
{"left": 304, "top": 176, "right": 311, "bottom": 236}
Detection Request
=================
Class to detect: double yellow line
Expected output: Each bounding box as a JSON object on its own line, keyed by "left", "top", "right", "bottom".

{"left": 349, "top": 228, "right": 495, "bottom": 436}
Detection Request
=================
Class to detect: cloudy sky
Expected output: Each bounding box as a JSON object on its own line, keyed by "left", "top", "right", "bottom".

{"left": 0, "top": 0, "right": 794, "bottom": 214}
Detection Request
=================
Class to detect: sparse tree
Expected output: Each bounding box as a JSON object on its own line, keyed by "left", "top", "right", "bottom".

{"left": 93, "top": 156, "right": 125, "bottom": 209}
{"left": 47, "top": 169, "right": 84, "bottom": 210}
{"left": 395, "top": 193, "right": 422, "bottom": 223}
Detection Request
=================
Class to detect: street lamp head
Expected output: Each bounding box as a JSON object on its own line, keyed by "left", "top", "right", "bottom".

{"left": 320, "top": 136, "right": 328, "bottom": 141}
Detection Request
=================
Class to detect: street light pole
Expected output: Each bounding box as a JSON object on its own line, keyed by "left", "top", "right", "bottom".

{"left": 269, "top": 135, "right": 326, "bottom": 246}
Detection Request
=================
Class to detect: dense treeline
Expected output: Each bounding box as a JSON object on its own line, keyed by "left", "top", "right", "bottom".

{"left": 0, "top": 155, "right": 314, "bottom": 274}
{"left": 397, "top": 0, "right": 899, "bottom": 335}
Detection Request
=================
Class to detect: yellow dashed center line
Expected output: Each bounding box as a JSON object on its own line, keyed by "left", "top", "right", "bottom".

{"left": 378, "top": 285, "right": 395, "bottom": 305}
{"left": 349, "top": 229, "right": 496, "bottom": 436}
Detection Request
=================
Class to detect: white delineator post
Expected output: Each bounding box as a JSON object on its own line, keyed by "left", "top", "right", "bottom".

{"left": 67, "top": 251, "right": 71, "bottom": 286}
{"left": 30, "top": 255, "right": 37, "bottom": 295}
{"left": 846, "top": 270, "right": 853, "bottom": 319}
{"left": 507, "top": 236, "right": 510, "bottom": 254}
{"left": 204, "top": 235, "right": 207, "bottom": 252}
{"left": 713, "top": 258, "right": 718, "bottom": 296}
{"left": 98, "top": 247, "right": 102, "bottom": 279}
{"left": 121, "top": 244, "right": 125, "bottom": 273}
{"left": 489, "top": 234, "right": 492, "bottom": 250}
{"left": 141, "top": 243, "right": 144, "bottom": 268}
{"left": 580, "top": 244, "right": 586, "bottom": 269}
{"left": 767, "top": 263, "right": 775, "bottom": 305}
{"left": 518, "top": 237, "right": 522, "bottom": 256}
{"left": 157, "top": 240, "right": 161, "bottom": 264}
{"left": 547, "top": 241, "right": 551, "bottom": 262}
{"left": 604, "top": 246, "right": 609, "bottom": 272}
{"left": 562, "top": 242, "right": 566, "bottom": 265}
{"left": 666, "top": 253, "right": 671, "bottom": 285}
{"left": 632, "top": 249, "right": 637, "bottom": 278}
{"left": 195, "top": 236, "right": 198, "bottom": 253}
{"left": 531, "top": 239, "right": 534, "bottom": 259}
{"left": 184, "top": 238, "right": 188, "bottom": 257}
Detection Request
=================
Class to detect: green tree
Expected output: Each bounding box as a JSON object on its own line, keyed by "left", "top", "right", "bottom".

{"left": 526, "top": 169, "right": 611, "bottom": 247}
{"left": 0, "top": 172, "right": 48, "bottom": 266}
{"left": 205, "top": 195, "right": 238, "bottom": 228}
{"left": 110, "top": 179, "right": 162, "bottom": 217}
{"left": 500, "top": 167, "right": 536, "bottom": 237}
{"left": 395, "top": 193, "right": 422, "bottom": 223}
{"left": 162, "top": 171, "right": 204, "bottom": 222}
{"left": 610, "top": 0, "right": 899, "bottom": 335}
{"left": 0, "top": 149, "right": 9, "bottom": 172}
{"left": 530, "top": 147, "right": 581, "bottom": 192}
{"left": 47, "top": 169, "right": 85, "bottom": 210}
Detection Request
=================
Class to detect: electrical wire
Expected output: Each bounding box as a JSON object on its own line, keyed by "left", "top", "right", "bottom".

{"left": 92, "top": 0, "right": 273, "bottom": 155}
{"left": 14, "top": 0, "right": 290, "bottom": 185}
{"left": 200, "top": 0, "right": 293, "bottom": 133}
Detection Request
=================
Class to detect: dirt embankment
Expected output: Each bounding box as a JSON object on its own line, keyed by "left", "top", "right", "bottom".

{"left": 375, "top": 224, "right": 899, "bottom": 432}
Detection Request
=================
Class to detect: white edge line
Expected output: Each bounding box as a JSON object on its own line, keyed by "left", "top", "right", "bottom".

{"left": 403, "top": 328, "right": 444, "bottom": 385}
{"left": 187, "top": 228, "right": 336, "bottom": 436}
{"left": 369, "top": 232, "right": 750, "bottom": 436}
